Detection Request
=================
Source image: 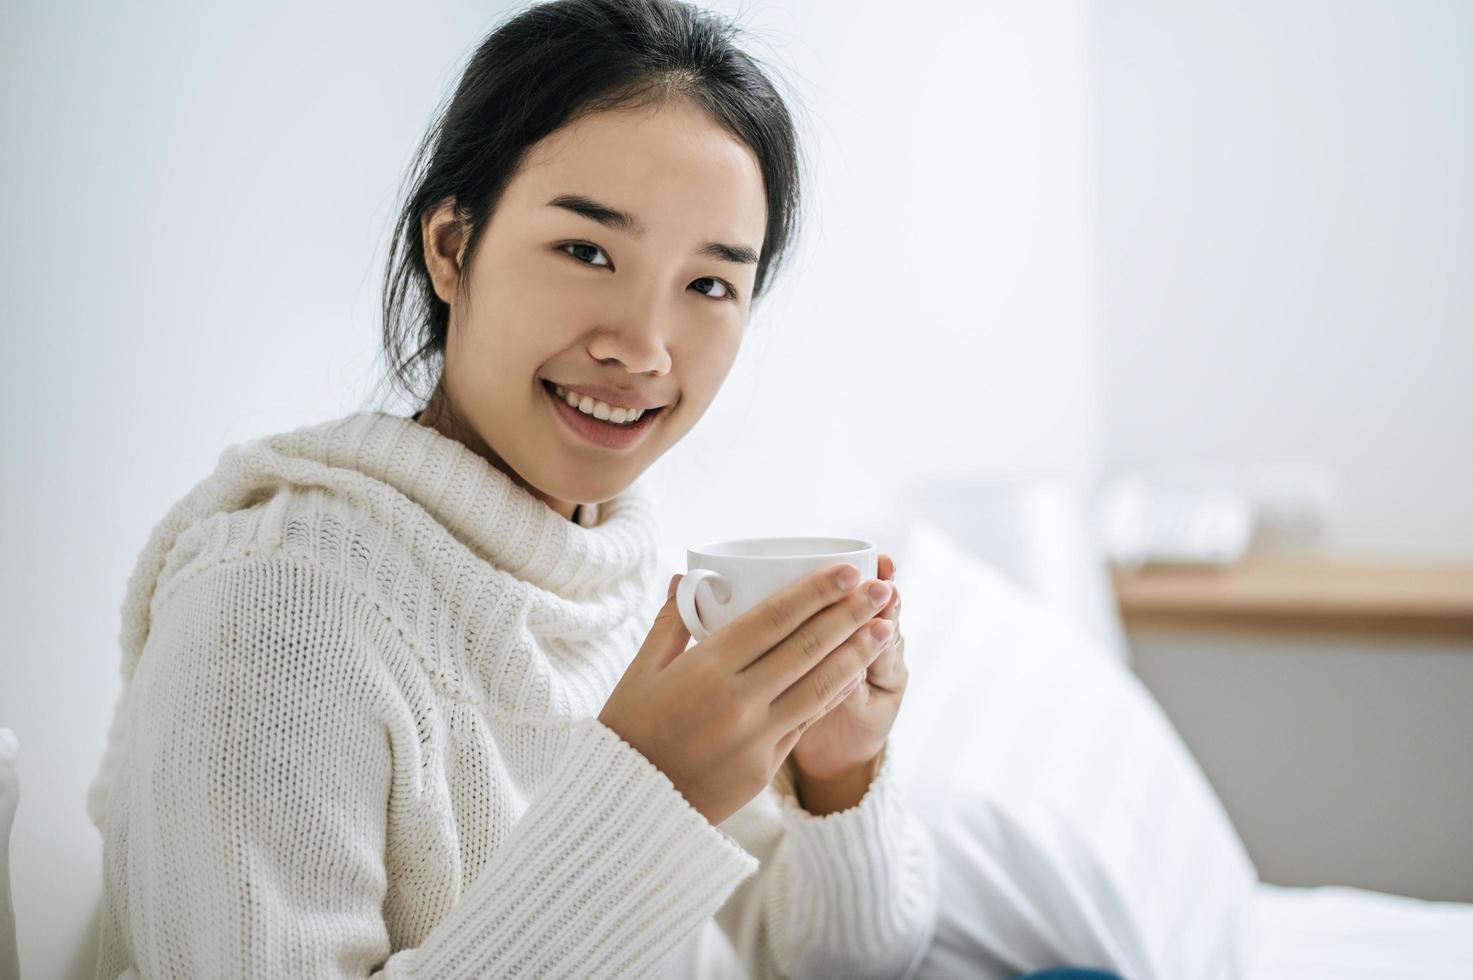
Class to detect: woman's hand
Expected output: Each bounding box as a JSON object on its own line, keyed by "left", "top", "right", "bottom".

{"left": 598, "top": 561, "right": 899, "bottom": 827}
{"left": 788, "top": 553, "right": 906, "bottom": 810}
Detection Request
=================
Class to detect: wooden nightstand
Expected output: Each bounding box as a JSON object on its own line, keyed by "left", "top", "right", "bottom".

{"left": 1111, "top": 556, "right": 1473, "bottom": 902}
{"left": 1112, "top": 559, "right": 1473, "bottom": 637}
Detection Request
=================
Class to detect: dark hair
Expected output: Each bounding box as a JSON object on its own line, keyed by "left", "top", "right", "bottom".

{"left": 373, "top": 0, "right": 805, "bottom": 413}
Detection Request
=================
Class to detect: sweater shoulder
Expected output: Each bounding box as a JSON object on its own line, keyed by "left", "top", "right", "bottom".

{"left": 150, "top": 489, "right": 401, "bottom": 647}
{"left": 151, "top": 484, "right": 517, "bottom": 705}
{"left": 157, "top": 485, "right": 369, "bottom": 603}
{"left": 163, "top": 482, "right": 430, "bottom": 592}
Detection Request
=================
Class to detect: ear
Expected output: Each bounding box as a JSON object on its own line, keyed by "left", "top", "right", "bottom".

{"left": 421, "top": 198, "right": 469, "bottom": 305}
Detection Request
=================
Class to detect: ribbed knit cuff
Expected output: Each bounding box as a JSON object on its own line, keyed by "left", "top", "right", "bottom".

{"left": 412, "top": 716, "right": 759, "bottom": 978}
{"left": 768, "top": 744, "right": 939, "bottom": 978}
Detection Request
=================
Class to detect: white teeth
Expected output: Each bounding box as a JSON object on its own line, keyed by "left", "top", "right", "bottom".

{"left": 551, "top": 383, "right": 645, "bottom": 424}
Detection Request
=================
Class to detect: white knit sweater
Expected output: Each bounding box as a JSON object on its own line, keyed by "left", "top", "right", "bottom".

{"left": 88, "top": 410, "right": 938, "bottom": 979}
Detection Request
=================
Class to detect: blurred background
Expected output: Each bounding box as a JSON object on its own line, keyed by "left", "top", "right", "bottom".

{"left": 2, "top": 0, "right": 1469, "bottom": 975}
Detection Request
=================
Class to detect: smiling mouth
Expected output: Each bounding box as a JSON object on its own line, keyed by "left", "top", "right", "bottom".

{"left": 541, "top": 379, "right": 669, "bottom": 416}
{"left": 541, "top": 378, "right": 668, "bottom": 434}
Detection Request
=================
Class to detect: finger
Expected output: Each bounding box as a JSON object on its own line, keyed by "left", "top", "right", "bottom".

{"left": 782, "top": 678, "right": 860, "bottom": 747}
{"left": 741, "top": 573, "right": 893, "bottom": 698}
{"left": 869, "top": 658, "right": 908, "bottom": 695}
{"left": 877, "top": 555, "right": 899, "bottom": 618}
{"left": 713, "top": 562, "right": 868, "bottom": 674}
{"left": 817, "top": 673, "right": 865, "bottom": 716}
{"left": 864, "top": 632, "right": 906, "bottom": 690}
{"left": 775, "top": 723, "right": 804, "bottom": 759}
{"left": 880, "top": 582, "right": 900, "bottom": 622}
{"left": 767, "top": 615, "right": 893, "bottom": 734}
{"left": 640, "top": 574, "right": 693, "bottom": 671}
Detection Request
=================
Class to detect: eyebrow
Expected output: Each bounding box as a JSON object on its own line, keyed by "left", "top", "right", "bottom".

{"left": 546, "top": 193, "right": 759, "bottom": 265}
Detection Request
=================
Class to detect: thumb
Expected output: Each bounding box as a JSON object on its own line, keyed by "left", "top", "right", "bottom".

{"left": 643, "top": 573, "right": 692, "bottom": 670}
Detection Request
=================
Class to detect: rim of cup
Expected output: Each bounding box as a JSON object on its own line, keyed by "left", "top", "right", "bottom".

{"left": 689, "top": 536, "right": 874, "bottom": 560}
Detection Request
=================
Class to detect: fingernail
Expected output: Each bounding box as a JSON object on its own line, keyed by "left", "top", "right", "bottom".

{"left": 867, "top": 581, "right": 892, "bottom": 608}
{"left": 836, "top": 564, "right": 860, "bottom": 590}
{"left": 870, "top": 619, "right": 894, "bottom": 644}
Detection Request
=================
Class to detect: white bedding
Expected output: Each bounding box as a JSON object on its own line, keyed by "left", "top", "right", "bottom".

{"left": 1242, "top": 882, "right": 1473, "bottom": 980}
{"left": 886, "top": 520, "right": 1473, "bottom": 979}
{"left": 891, "top": 521, "right": 1257, "bottom": 979}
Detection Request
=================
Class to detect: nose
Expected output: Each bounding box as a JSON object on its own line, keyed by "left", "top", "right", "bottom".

{"left": 586, "top": 290, "right": 675, "bottom": 377}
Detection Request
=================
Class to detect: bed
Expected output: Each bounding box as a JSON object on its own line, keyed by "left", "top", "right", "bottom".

{"left": 840, "top": 482, "right": 1473, "bottom": 979}
{"left": 1241, "top": 882, "right": 1473, "bottom": 980}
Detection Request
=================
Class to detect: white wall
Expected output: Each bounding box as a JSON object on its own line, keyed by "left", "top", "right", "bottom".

{"left": 647, "top": 0, "right": 1101, "bottom": 579}
{"left": 0, "top": 1, "right": 1101, "bottom": 975}
{"left": 1096, "top": 0, "right": 1473, "bottom": 558}
{"left": 1096, "top": 0, "right": 1473, "bottom": 904}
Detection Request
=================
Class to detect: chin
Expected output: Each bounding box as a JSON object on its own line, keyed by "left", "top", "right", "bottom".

{"left": 568, "top": 473, "right": 639, "bottom": 505}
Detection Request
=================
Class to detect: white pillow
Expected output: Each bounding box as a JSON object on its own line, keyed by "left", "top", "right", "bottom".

{"left": 887, "top": 521, "right": 1258, "bottom": 980}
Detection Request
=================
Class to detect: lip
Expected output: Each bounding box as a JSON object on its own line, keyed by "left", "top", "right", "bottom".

{"left": 544, "top": 380, "right": 667, "bottom": 411}
{"left": 543, "top": 379, "right": 664, "bottom": 450}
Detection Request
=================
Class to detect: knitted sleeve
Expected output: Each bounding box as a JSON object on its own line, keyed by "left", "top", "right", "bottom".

{"left": 712, "top": 747, "right": 941, "bottom": 980}
{"left": 99, "top": 554, "right": 758, "bottom": 979}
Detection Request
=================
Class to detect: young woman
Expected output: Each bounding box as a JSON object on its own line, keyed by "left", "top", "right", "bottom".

{"left": 86, "top": 1, "right": 935, "bottom": 977}
{"left": 86, "top": 2, "right": 1130, "bottom": 977}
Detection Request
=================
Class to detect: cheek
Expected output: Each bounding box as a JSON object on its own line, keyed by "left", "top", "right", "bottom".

{"left": 690, "top": 333, "right": 743, "bottom": 399}
{"left": 444, "top": 313, "right": 500, "bottom": 382}
{"left": 516, "top": 264, "right": 581, "bottom": 315}
{"left": 460, "top": 246, "right": 578, "bottom": 354}
{"left": 448, "top": 297, "right": 559, "bottom": 384}
{"left": 507, "top": 276, "right": 610, "bottom": 363}
{"left": 501, "top": 247, "right": 603, "bottom": 321}
{"left": 666, "top": 342, "right": 740, "bottom": 427}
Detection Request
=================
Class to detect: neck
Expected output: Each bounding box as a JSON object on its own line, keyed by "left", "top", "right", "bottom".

{"left": 412, "top": 389, "right": 581, "bottom": 522}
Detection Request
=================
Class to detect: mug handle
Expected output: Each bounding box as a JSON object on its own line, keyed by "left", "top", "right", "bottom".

{"left": 675, "top": 568, "right": 732, "bottom": 642}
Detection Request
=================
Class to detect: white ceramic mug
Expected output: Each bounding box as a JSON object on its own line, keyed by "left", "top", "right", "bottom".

{"left": 676, "top": 536, "right": 878, "bottom": 641}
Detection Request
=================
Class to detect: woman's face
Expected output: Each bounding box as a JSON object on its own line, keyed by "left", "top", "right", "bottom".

{"left": 418, "top": 97, "right": 768, "bottom": 520}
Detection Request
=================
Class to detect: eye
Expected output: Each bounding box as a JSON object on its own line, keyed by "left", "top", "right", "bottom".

{"left": 560, "top": 242, "right": 737, "bottom": 302}
{"left": 691, "top": 276, "right": 738, "bottom": 302}
{"left": 559, "top": 241, "right": 612, "bottom": 268}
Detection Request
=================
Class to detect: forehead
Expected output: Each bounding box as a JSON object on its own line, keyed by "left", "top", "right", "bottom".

{"left": 508, "top": 99, "right": 768, "bottom": 244}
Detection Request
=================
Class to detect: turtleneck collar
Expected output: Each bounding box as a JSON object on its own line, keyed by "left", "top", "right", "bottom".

{"left": 262, "top": 410, "right": 653, "bottom": 590}
{"left": 116, "top": 410, "right": 663, "bottom": 679}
